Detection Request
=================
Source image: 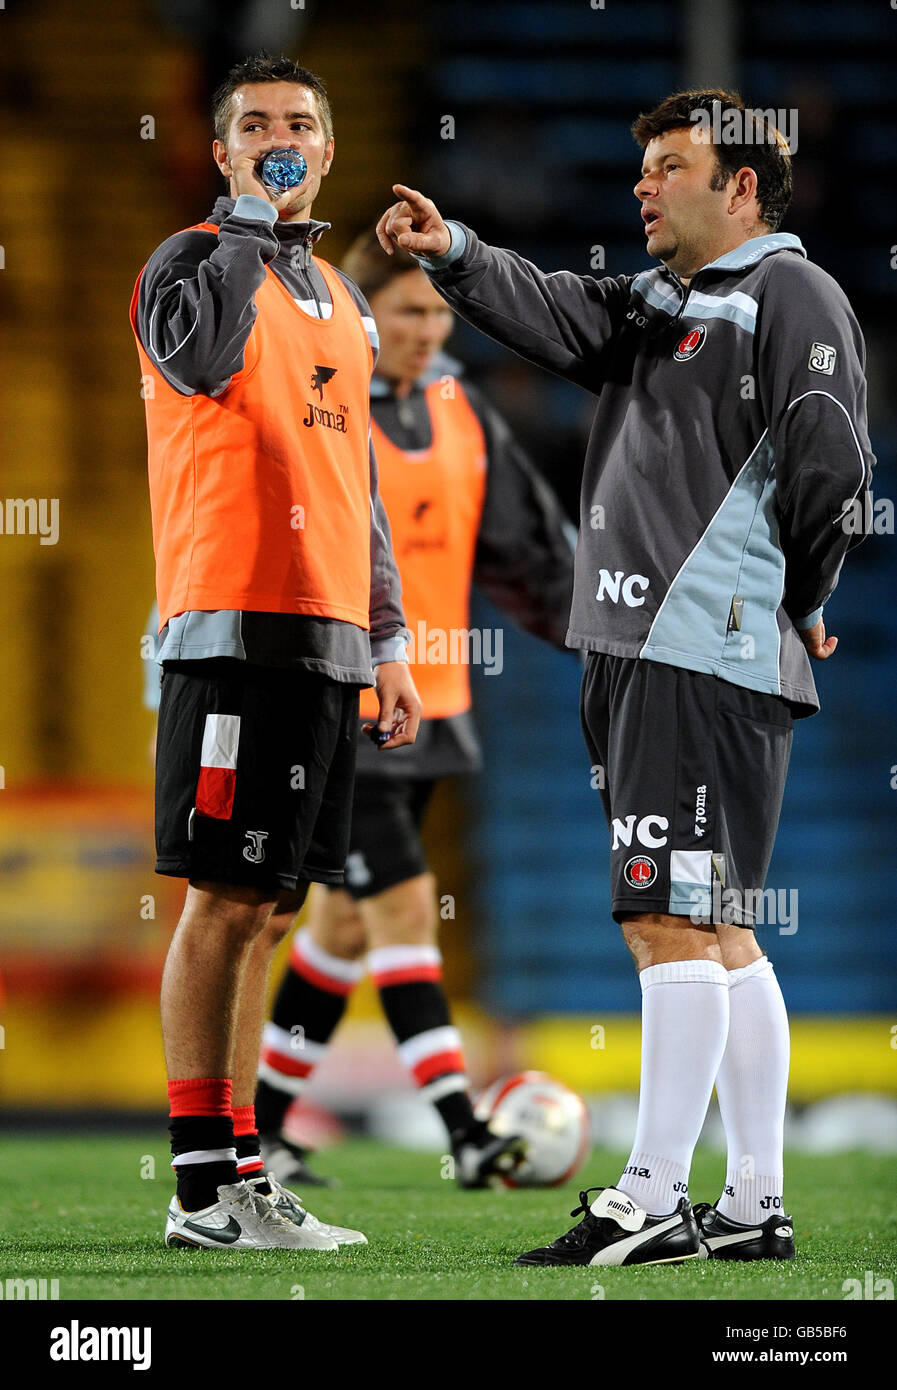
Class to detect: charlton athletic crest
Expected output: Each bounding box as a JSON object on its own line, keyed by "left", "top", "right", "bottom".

{"left": 624, "top": 855, "right": 658, "bottom": 889}
{"left": 674, "top": 324, "right": 706, "bottom": 361}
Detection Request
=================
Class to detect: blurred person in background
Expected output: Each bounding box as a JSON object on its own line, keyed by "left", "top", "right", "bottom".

{"left": 378, "top": 87, "right": 874, "bottom": 1266}
{"left": 254, "top": 228, "right": 577, "bottom": 1189}
{"left": 130, "top": 53, "right": 420, "bottom": 1251}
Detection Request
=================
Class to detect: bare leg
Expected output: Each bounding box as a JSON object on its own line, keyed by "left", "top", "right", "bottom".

{"left": 161, "top": 879, "right": 277, "bottom": 1081}
{"left": 232, "top": 885, "right": 309, "bottom": 1108}
{"left": 358, "top": 872, "right": 437, "bottom": 947}
{"left": 715, "top": 920, "right": 764, "bottom": 970}
{"left": 308, "top": 884, "right": 369, "bottom": 960}
{"left": 621, "top": 911, "right": 720, "bottom": 969}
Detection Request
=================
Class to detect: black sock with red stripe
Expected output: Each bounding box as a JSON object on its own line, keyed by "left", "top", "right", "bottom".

{"left": 254, "top": 1078, "right": 295, "bottom": 1139}
{"left": 255, "top": 926, "right": 364, "bottom": 1135}
{"left": 233, "top": 1104, "right": 270, "bottom": 1192}
{"left": 368, "top": 945, "right": 476, "bottom": 1139}
{"left": 168, "top": 1078, "right": 238, "bottom": 1212}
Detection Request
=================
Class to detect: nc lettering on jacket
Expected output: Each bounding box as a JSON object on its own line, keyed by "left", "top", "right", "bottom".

{"left": 595, "top": 568, "right": 650, "bottom": 607}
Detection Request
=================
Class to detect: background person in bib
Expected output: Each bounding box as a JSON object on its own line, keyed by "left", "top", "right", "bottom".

{"left": 254, "top": 228, "right": 576, "bottom": 1189}
{"left": 131, "top": 54, "right": 420, "bottom": 1250}
{"left": 376, "top": 88, "right": 874, "bottom": 1265}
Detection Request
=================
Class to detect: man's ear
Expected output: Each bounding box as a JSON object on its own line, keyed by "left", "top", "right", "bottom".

{"left": 321, "top": 137, "right": 335, "bottom": 178}
{"left": 212, "top": 138, "right": 232, "bottom": 180}
{"left": 728, "top": 164, "right": 758, "bottom": 216}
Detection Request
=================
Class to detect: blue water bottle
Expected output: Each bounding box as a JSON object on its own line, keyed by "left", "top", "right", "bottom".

{"left": 257, "top": 148, "right": 308, "bottom": 195}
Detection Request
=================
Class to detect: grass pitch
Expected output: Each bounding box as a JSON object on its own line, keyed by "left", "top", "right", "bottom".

{"left": 0, "top": 1132, "right": 894, "bottom": 1302}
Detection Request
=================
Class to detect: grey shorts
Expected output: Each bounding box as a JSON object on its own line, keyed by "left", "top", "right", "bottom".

{"left": 580, "top": 653, "right": 794, "bottom": 926}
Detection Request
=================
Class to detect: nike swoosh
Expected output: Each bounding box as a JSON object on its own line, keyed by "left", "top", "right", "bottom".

{"left": 182, "top": 1215, "right": 243, "bottom": 1245}
{"left": 276, "top": 1199, "right": 307, "bottom": 1226}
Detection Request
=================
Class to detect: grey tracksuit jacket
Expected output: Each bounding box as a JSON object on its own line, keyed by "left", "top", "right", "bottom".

{"left": 422, "top": 225, "right": 875, "bottom": 714}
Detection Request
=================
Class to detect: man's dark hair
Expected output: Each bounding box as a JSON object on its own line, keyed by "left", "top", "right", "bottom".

{"left": 212, "top": 52, "right": 333, "bottom": 148}
{"left": 341, "top": 227, "right": 420, "bottom": 299}
{"left": 631, "top": 88, "right": 792, "bottom": 232}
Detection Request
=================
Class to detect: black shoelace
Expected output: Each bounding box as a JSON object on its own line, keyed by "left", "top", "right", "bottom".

{"left": 551, "top": 1187, "right": 607, "bottom": 1248}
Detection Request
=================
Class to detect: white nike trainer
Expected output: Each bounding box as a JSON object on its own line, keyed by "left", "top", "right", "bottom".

{"left": 249, "top": 1173, "right": 368, "bottom": 1246}
{"left": 164, "top": 1180, "right": 338, "bottom": 1250}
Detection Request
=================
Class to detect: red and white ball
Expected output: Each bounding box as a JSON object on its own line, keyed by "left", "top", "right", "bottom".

{"left": 474, "top": 1070, "right": 590, "bottom": 1187}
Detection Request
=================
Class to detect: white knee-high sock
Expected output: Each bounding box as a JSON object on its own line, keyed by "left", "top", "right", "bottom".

{"left": 714, "top": 956, "right": 789, "bottom": 1225}
{"left": 617, "top": 959, "right": 730, "bottom": 1215}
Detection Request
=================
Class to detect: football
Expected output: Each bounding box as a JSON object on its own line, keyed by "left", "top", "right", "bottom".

{"left": 474, "top": 1071, "right": 591, "bottom": 1187}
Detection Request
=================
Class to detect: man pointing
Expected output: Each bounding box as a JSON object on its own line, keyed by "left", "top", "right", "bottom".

{"left": 378, "top": 88, "right": 873, "bottom": 1267}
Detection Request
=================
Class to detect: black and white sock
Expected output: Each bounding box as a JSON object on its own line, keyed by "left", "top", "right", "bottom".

{"left": 369, "top": 944, "right": 475, "bottom": 1139}
{"left": 256, "top": 926, "right": 364, "bottom": 1135}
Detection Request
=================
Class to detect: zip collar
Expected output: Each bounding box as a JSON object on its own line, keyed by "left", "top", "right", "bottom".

{"left": 656, "top": 232, "right": 806, "bottom": 295}
{"left": 699, "top": 231, "right": 805, "bottom": 273}
{"left": 208, "top": 196, "right": 331, "bottom": 268}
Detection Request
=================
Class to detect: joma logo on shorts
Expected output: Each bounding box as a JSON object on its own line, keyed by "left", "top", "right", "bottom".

{"left": 595, "top": 569, "right": 650, "bottom": 607}
{"left": 694, "top": 784, "right": 708, "bottom": 838}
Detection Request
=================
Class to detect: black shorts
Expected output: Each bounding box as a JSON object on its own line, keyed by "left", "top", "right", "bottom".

{"left": 337, "top": 771, "right": 437, "bottom": 900}
{"left": 580, "top": 654, "right": 794, "bottom": 926}
{"left": 155, "top": 659, "right": 359, "bottom": 891}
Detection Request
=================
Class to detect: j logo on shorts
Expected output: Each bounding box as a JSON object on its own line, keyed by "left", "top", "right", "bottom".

{"left": 243, "top": 830, "right": 269, "bottom": 864}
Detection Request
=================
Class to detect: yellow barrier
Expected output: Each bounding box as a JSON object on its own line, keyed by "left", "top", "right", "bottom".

{"left": 1, "top": 993, "right": 893, "bottom": 1110}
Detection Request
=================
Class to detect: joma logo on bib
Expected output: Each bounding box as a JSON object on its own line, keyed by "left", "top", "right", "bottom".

{"left": 303, "top": 401, "right": 348, "bottom": 432}
{"left": 595, "top": 569, "right": 650, "bottom": 607}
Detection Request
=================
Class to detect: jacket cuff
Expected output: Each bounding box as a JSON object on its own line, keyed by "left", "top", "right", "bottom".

{"left": 371, "top": 631, "right": 410, "bottom": 666}
{"left": 793, "top": 606, "right": 824, "bottom": 631}
{"left": 415, "top": 221, "right": 467, "bottom": 271}
{"left": 231, "top": 194, "right": 278, "bottom": 225}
